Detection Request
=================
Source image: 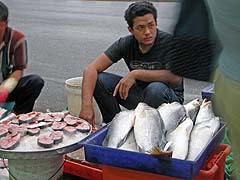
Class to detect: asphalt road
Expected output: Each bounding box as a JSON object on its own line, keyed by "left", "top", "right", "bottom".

{"left": 2, "top": 0, "right": 211, "bottom": 113}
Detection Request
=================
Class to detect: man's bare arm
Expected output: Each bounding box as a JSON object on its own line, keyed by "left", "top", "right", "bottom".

{"left": 79, "top": 53, "right": 113, "bottom": 124}
{"left": 130, "top": 69, "right": 183, "bottom": 86}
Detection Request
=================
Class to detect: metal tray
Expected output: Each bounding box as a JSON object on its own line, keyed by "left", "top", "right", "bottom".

{"left": 0, "top": 125, "right": 92, "bottom": 159}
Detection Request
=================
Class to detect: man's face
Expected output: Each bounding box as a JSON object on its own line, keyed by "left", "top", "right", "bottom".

{"left": 129, "top": 13, "right": 157, "bottom": 47}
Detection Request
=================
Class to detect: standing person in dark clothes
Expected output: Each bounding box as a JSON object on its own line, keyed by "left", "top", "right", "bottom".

{"left": 172, "top": 0, "right": 239, "bottom": 179}
{"left": 79, "top": 1, "right": 183, "bottom": 125}
{"left": 206, "top": 1, "right": 240, "bottom": 179}
{"left": 0, "top": 1, "right": 44, "bottom": 114}
{"left": 170, "top": 0, "right": 221, "bottom": 81}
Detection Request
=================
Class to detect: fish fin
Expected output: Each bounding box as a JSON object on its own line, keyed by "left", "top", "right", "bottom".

{"left": 102, "top": 137, "right": 108, "bottom": 146}
{"left": 163, "top": 141, "right": 172, "bottom": 152}
{"left": 117, "top": 136, "right": 128, "bottom": 148}
{"left": 202, "top": 99, "right": 211, "bottom": 107}
{"left": 117, "top": 128, "right": 133, "bottom": 148}
{"left": 150, "top": 147, "right": 172, "bottom": 157}
{"left": 102, "top": 132, "right": 110, "bottom": 146}
{"left": 149, "top": 147, "right": 161, "bottom": 155}
{"left": 178, "top": 115, "right": 187, "bottom": 126}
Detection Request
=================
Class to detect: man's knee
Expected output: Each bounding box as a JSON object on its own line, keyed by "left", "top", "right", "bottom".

{"left": 97, "top": 72, "right": 114, "bottom": 83}
{"left": 95, "top": 72, "right": 108, "bottom": 88}
{"left": 96, "top": 72, "right": 121, "bottom": 92}
{"left": 144, "top": 82, "right": 171, "bottom": 108}
{"left": 144, "top": 82, "right": 169, "bottom": 97}
{"left": 30, "top": 75, "right": 44, "bottom": 90}
{"left": 95, "top": 73, "right": 104, "bottom": 91}
{"left": 97, "top": 72, "right": 105, "bottom": 80}
{"left": 20, "top": 75, "right": 44, "bottom": 96}
{"left": 94, "top": 73, "right": 109, "bottom": 98}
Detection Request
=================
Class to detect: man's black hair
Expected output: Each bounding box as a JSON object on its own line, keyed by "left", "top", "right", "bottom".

{"left": 124, "top": 1, "right": 157, "bottom": 28}
{"left": 0, "top": 1, "right": 8, "bottom": 21}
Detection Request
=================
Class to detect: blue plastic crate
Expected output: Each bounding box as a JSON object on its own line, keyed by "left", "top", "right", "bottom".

{"left": 201, "top": 84, "right": 214, "bottom": 100}
{"left": 82, "top": 121, "right": 226, "bottom": 180}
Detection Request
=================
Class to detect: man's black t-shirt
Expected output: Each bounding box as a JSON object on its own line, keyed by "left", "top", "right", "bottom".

{"left": 105, "top": 29, "right": 173, "bottom": 71}
{"left": 104, "top": 29, "right": 184, "bottom": 100}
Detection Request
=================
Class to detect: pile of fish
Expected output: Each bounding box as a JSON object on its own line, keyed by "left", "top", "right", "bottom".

{"left": 0, "top": 111, "right": 91, "bottom": 150}
{"left": 102, "top": 99, "right": 220, "bottom": 161}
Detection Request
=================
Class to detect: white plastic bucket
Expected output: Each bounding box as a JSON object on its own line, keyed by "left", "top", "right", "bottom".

{"left": 65, "top": 77, "right": 102, "bottom": 125}
{"left": 8, "top": 155, "right": 64, "bottom": 180}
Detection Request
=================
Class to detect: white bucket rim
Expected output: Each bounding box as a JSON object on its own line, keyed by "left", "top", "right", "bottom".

{"left": 65, "top": 77, "right": 83, "bottom": 88}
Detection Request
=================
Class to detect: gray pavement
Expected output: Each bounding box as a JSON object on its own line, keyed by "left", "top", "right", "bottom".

{"left": 2, "top": 0, "right": 211, "bottom": 113}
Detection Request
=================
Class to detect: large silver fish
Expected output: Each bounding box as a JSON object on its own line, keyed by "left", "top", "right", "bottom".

{"left": 187, "top": 117, "right": 220, "bottom": 161}
{"left": 157, "top": 102, "right": 186, "bottom": 133}
{"left": 102, "top": 110, "right": 135, "bottom": 148}
{"left": 166, "top": 117, "right": 193, "bottom": 160}
{"left": 134, "top": 102, "right": 166, "bottom": 153}
{"left": 119, "top": 130, "right": 138, "bottom": 152}
{"left": 184, "top": 98, "right": 201, "bottom": 121}
{"left": 195, "top": 99, "right": 215, "bottom": 124}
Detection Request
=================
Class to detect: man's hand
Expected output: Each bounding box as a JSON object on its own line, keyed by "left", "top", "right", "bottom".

{"left": 0, "top": 88, "right": 9, "bottom": 103}
{"left": 79, "top": 105, "right": 95, "bottom": 126}
{"left": 113, "top": 72, "right": 136, "bottom": 100}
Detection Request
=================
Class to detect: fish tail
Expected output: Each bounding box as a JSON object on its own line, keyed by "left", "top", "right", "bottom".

{"left": 150, "top": 147, "right": 172, "bottom": 157}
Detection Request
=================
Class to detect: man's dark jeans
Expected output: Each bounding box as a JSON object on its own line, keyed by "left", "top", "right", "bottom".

{"left": 94, "top": 72, "right": 183, "bottom": 123}
{"left": 6, "top": 74, "right": 44, "bottom": 114}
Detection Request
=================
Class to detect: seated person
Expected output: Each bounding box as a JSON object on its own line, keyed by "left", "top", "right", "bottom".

{"left": 0, "top": 1, "right": 44, "bottom": 114}
{"left": 79, "top": 1, "right": 183, "bottom": 124}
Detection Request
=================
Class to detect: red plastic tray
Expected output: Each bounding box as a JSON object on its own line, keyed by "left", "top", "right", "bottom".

{"left": 64, "top": 144, "right": 230, "bottom": 180}
{"left": 195, "top": 143, "right": 231, "bottom": 180}
{"left": 64, "top": 159, "right": 102, "bottom": 180}
{"left": 102, "top": 144, "right": 231, "bottom": 180}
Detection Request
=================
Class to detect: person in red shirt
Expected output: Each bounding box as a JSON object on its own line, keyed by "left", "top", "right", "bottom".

{"left": 0, "top": 1, "right": 44, "bottom": 114}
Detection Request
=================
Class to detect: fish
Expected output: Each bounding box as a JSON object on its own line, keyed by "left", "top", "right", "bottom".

{"left": 166, "top": 117, "right": 193, "bottom": 160}
{"left": 187, "top": 116, "right": 220, "bottom": 161}
{"left": 119, "top": 130, "right": 138, "bottom": 152}
{"left": 134, "top": 102, "right": 166, "bottom": 153}
{"left": 157, "top": 102, "right": 186, "bottom": 133}
{"left": 195, "top": 99, "right": 215, "bottom": 124}
{"left": 184, "top": 98, "right": 201, "bottom": 122}
{"left": 102, "top": 110, "right": 135, "bottom": 148}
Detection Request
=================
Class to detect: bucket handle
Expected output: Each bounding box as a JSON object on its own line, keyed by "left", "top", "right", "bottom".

{"left": 47, "top": 160, "right": 65, "bottom": 180}
{"left": 0, "top": 157, "right": 19, "bottom": 180}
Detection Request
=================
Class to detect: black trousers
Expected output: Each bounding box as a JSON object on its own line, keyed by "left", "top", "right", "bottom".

{"left": 6, "top": 74, "right": 44, "bottom": 114}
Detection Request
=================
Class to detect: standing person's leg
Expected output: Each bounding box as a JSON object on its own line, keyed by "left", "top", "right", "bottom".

{"left": 143, "top": 82, "right": 183, "bottom": 108}
{"left": 214, "top": 70, "right": 240, "bottom": 180}
{"left": 6, "top": 74, "right": 44, "bottom": 114}
{"left": 94, "top": 72, "right": 144, "bottom": 123}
